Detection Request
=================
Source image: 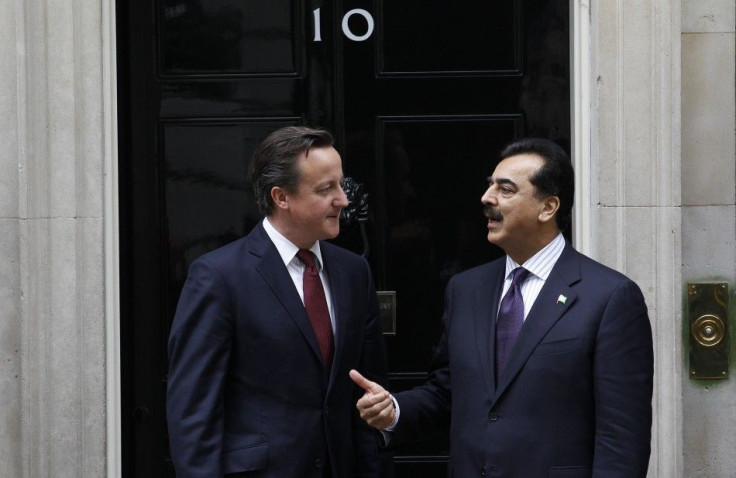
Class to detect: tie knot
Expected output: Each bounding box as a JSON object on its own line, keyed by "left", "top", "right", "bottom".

{"left": 510, "top": 267, "right": 530, "bottom": 286}
{"left": 297, "top": 249, "right": 317, "bottom": 269}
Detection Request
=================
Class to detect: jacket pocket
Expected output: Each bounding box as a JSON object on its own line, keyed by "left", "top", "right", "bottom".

{"left": 534, "top": 337, "right": 580, "bottom": 357}
{"left": 548, "top": 465, "right": 591, "bottom": 477}
{"left": 223, "top": 442, "right": 268, "bottom": 474}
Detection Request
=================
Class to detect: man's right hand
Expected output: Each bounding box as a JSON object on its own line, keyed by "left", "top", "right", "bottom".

{"left": 349, "top": 369, "right": 396, "bottom": 430}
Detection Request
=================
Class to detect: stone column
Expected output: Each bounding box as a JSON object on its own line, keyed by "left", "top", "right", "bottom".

{"left": 588, "top": 0, "right": 682, "bottom": 475}
{"left": 1, "top": 0, "right": 23, "bottom": 474}
{"left": 1, "top": 0, "right": 114, "bottom": 474}
{"left": 681, "top": 1, "right": 736, "bottom": 476}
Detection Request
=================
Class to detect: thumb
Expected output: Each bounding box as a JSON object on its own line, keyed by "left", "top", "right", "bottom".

{"left": 349, "top": 369, "right": 384, "bottom": 394}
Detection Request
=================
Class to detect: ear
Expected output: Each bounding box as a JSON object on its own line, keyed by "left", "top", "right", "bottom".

{"left": 538, "top": 196, "right": 560, "bottom": 224}
{"left": 270, "top": 186, "right": 290, "bottom": 211}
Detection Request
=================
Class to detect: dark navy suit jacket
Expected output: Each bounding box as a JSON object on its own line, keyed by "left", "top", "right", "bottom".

{"left": 167, "top": 222, "right": 388, "bottom": 477}
{"left": 392, "top": 243, "right": 653, "bottom": 477}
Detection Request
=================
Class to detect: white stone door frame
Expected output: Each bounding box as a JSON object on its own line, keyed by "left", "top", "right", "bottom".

{"left": 571, "top": 0, "right": 682, "bottom": 477}
{"left": 103, "top": 0, "right": 122, "bottom": 474}
{"left": 572, "top": 0, "right": 594, "bottom": 258}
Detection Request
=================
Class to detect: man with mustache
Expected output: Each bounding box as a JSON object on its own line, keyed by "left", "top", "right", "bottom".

{"left": 167, "top": 126, "right": 389, "bottom": 477}
{"left": 351, "top": 138, "right": 654, "bottom": 477}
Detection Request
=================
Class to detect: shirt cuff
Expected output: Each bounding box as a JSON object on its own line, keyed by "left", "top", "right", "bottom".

{"left": 384, "top": 394, "right": 400, "bottom": 431}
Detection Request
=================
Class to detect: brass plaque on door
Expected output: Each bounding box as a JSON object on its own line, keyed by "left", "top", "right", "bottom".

{"left": 377, "top": 291, "right": 396, "bottom": 335}
{"left": 688, "top": 282, "right": 729, "bottom": 380}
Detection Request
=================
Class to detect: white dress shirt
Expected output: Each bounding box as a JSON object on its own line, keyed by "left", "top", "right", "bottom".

{"left": 262, "top": 217, "right": 337, "bottom": 335}
{"left": 500, "top": 232, "right": 566, "bottom": 320}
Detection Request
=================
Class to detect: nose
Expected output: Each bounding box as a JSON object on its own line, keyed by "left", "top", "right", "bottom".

{"left": 481, "top": 185, "right": 496, "bottom": 205}
{"left": 335, "top": 185, "right": 349, "bottom": 207}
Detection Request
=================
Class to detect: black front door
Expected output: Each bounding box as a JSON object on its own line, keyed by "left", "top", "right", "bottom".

{"left": 117, "top": 0, "right": 569, "bottom": 475}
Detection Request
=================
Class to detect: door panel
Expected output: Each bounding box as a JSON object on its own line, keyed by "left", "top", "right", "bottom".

{"left": 117, "top": 0, "right": 570, "bottom": 475}
{"left": 377, "top": 0, "right": 518, "bottom": 74}
{"left": 374, "top": 117, "right": 521, "bottom": 372}
{"left": 159, "top": 0, "right": 300, "bottom": 74}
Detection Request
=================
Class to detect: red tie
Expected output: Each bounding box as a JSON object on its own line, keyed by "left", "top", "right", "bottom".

{"left": 297, "top": 249, "right": 334, "bottom": 369}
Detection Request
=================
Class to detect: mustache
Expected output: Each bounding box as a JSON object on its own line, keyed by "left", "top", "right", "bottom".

{"left": 483, "top": 206, "right": 503, "bottom": 221}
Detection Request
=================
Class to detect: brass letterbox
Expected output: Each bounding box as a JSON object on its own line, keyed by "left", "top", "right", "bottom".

{"left": 377, "top": 291, "right": 396, "bottom": 336}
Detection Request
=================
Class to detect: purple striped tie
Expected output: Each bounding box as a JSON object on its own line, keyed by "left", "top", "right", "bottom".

{"left": 495, "top": 267, "right": 530, "bottom": 380}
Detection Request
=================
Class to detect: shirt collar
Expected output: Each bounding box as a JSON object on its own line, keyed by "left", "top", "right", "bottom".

{"left": 262, "top": 217, "right": 324, "bottom": 271}
{"left": 504, "top": 232, "right": 566, "bottom": 281}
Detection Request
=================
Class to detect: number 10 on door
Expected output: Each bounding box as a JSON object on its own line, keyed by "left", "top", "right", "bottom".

{"left": 313, "top": 8, "right": 375, "bottom": 42}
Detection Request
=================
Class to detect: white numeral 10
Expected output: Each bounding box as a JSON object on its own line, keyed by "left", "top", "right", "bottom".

{"left": 313, "top": 8, "right": 375, "bottom": 42}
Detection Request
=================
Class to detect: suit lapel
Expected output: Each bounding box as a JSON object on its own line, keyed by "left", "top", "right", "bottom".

{"left": 321, "top": 245, "right": 349, "bottom": 393}
{"left": 250, "top": 225, "right": 324, "bottom": 367}
{"left": 474, "top": 262, "right": 506, "bottom": 396}
{"left": 493, "top": 245, "right": 581, "bottom": 401}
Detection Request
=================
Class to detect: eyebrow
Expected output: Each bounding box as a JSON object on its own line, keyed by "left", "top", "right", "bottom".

{"left": 486, "top": 176, "right": 517, "bottom": 188}
{"left": 315, "top": 177, "right": 343, "bottom": 188}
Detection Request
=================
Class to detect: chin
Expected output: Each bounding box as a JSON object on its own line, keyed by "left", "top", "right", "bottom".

{"left": 487, "top": 232, "right": 505, "bottom": 249}
{"left": 324, "top": 226, "right": 340, "bottom": 239}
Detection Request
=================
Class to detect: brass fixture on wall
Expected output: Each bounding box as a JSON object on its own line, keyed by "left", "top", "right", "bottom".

{"left": 688, "top": 282, "right": 729, "bottom": 380}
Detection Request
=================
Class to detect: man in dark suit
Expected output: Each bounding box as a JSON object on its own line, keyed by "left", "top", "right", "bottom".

{"left": 351, "top": 138, "right": 654, "bottom": 477}
{"left": 167, "top": 126, "right": 388, "bottom": 477}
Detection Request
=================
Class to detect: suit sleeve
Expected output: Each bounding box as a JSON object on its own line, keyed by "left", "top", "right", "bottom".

{"left": 352, "top": 258, "right": 391, "bottom": 478}
{"left": 167, "top": 258, "right": 234, "bottom": 478}
{"left": 592, "top": 279, "right": 653, "bottom": 477}
{"left": 390, "top": 277, "right": 453, "bottom": 446}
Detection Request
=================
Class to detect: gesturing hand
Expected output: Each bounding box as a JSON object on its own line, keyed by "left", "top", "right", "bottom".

{"left": 349, "top": 369, "right": 396, "bottom": 430}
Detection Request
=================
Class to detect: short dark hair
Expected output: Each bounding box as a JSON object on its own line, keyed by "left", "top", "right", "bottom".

{"left": 249, "top": 126, "right": 334, "bottom": 215}
{"left": 499, "top": 138, "right": 574, "bottom": 231}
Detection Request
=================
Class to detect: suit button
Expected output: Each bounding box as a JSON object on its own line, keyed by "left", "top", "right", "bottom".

{"left": 313, "top": 458, "right": 323, "bottom": 469}
{"left": 481, "top": 465, "right": 487, "bottom": 476}
{"left": 488, "top": 411, "right": 499, "bottom": 421}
